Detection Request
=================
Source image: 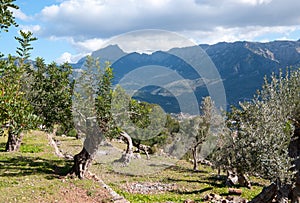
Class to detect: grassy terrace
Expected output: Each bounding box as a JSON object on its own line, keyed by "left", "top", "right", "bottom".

{"left": 57, "top": 135, "right": 269, "bottom": 202}
{"left": 0, "top": 131, "right": 112, "bottom": 203}
{"left": 0, "top": 131, "right": 269, "bottom": 202}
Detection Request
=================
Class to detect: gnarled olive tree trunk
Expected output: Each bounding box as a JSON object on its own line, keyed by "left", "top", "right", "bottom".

{"left": 5, "top": 131, "right": 23, "bottom": 152}
{"left": 69, "top": 119, "right": 104, "bottom": 179}
{"left": 117, "top": 131, "right": 134, "bottom": 166}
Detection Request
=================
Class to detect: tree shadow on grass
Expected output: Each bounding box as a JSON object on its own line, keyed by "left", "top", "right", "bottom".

{"left": 0, "top": 143, "right": 6, "bottom": 152}
{"left": 170, "top": 187, "right": 213, "bottom": 195}
{"left": 166, "top": 175, "right": 227, "bottom": 188}
{"left": 168, "top": 165, "right": 208, "bottom": 174}
{"left": 0, "top": 155, "right": 72, "bottom": 179}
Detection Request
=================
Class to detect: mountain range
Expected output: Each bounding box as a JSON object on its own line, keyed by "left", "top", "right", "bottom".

{"left": 72, "top": 40, "right": 300, "bottom": 113}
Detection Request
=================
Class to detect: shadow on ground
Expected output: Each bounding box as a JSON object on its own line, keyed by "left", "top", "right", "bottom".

{"left": 0, "top": 155, "right": 72, "bottom": 178}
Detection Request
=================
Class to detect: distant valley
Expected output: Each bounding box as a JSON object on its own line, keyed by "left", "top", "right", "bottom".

{"left": 72, "top": 40, "right": 300, "bottom": 113}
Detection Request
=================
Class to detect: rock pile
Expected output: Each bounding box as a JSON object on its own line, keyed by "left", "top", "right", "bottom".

{"left": 123, "top": 182, "right": 177, "bottom": 194}
{"left": 203, "top": 193, "right": 248, "bottom": 203}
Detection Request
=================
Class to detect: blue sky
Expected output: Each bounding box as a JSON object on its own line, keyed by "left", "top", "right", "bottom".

{"left": 1, "top": 0, "right": 300, "bottom": 64}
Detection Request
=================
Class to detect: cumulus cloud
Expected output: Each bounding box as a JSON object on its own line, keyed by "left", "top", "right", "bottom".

{"left": 12, "top": 8, "right": 30, "bottom": 21}
{"left": 28, "top": 0, "right": 300, "bottom": 62}
{"left": 37, "top": 0, "right": 300, "bottom": 39}
{"left": 182, "top": 25, "right": 299, "bottom": 44}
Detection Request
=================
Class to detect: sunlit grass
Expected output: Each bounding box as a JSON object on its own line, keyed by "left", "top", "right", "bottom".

{"left": 0, "top": 132, "right": 112, "bottom": 202}
{"left": 0, "top": 131, "right": 267, "bottom": 202}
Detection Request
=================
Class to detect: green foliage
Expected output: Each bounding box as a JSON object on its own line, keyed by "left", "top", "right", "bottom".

{"left": 0, "top": 31, "right": 39, "bottom": 142}
{"left": 73, "top": 56, "right": 114, "bottom": 138}
{"left": 15, "top": 30, "right": 37, "bottom": 61}
{"left": 111, "top": 85, "right": 166, "bottom": 142}
{"left": 29, "top": 58, "right": 74, "bottom": 133}
{"left": 95, "top": 61, "right": 114, "bottom": 135}
{"left": 216, "top": 68, "right": 300, "bottom": 184}
{"left": 0, "top": 0, "right": 19, "bottom": 33}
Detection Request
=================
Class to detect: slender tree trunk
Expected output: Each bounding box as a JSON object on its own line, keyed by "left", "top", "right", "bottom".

{"left": 69, "top": 119, "right": 104, "bottom": 179}
{"left": 192, "top": 146, "right": 198, "bottom": 171}
{"left": 192, "top": 142, "right": 202, "bottom": 171}
{"left": 238, "top": 173, "right": 251, "bottom": 189}
{"left": 122, "top": 131, "right": 133, "bottom": 154}
{"left": 6, "top": 130, "right": 23, "bottom": 152}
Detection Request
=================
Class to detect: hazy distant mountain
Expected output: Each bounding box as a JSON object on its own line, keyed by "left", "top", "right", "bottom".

{"left": 72, "top": 44, "right": 127, "bottom": 68}
{"left": 72, "top": 40, "right": 300, "bottom": 113}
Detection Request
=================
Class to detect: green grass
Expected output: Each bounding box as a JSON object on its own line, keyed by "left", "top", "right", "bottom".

{"left": 111, "top": 163, "right": 265, "bottom": 202}
{"left": 0, "top": 131, "right": 112, "bottom": 202}
{"left": 0, "top": 132, "right": 268, "bottom": 202}
{"left": 57, "top": 136, "right": 268, "bottom": 202}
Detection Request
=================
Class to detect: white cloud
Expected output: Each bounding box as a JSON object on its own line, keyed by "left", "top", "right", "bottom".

{"left": 182, "top": 26, "right": 299, "bottom": 45}
{"left": 36, "top": 0, "right": 300, "bottom": 40}
{"left": 231, "top": 0, "right": 272, "bottom": 5}
{"left": 29, "top": 0, "right": 300, "bottom": 62}
{"left": 56, "top": 52, "right": 72, "bottom": 64}
{"left": 73, "top": 38, "right": 106, "bottom": 52}
{"left": 56, "top": 51, "right": 86, "bottom": 64}
{"left": 19, "top": 25, "right": 41, "bottom": 33}
{"left": 11, "top": 8, "right": 30, "bottom": 21}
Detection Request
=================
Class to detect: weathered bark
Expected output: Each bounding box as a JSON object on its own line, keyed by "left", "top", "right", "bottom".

{"left": 47, "top": 133, "right": 65, "bottom": 158}
{"left": 121, "top": 131, "right": 133, "bottom": 154}
{"left": 249, "top": 183, "right": 277, "bottom": 203}
{"left": 69, "top": 119, "right": 104, "bottom": 179}
{"left": 192, "top": 147, "right": 198, "bottom": 171}
{"left": 70, "top": 147, "right": 92, "bottom": 179}
{"left": 292, "top": 174, "right": 300, "bottom": 203}
{"left": 117, "top": 131, "right": 134, "bottom": 166}
{"left": 276, "top": 184, "right": 292, "bottom": 203}
{"left": 238, "top": 173, "right": 251, "bottom": 189}
{"left": 226, "top": 170, "right": 251, "bottom": 189}
{"left": 5, "top": 131, "right": 23, "bottom": 152}
{"left": 191, "top": 142, "right": 201, "bottom": 171}
{"left": 133, "top": 140, "right": 150, "bottom": 160}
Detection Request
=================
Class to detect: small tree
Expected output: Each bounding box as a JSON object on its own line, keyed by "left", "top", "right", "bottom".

{"left": 111, "top": 85, "right": 166, "bottom": 164}
{"left": 0, "top": 31, "right": 39, "bottom": 151}
{"left": 70, "top": 56, "right": 114, "bottom": 178}
{"left": 191, "top": 96, "right": 224, "bottom": 171}
{"left": 29, "top": 58, "right": 74, "bottom": 133}
{"left": 216, "top": 68, "right": 300, "bottom": 202}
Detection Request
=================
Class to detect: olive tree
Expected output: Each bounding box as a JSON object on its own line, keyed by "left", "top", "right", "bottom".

{"left": 215, "top": 68, "right": 300, "bottom": 203}
{"left": 70, "top": 56, "right": 114, "bottom": 178}
{"left": 111, "top": 85, "right": 166, "bottom": 164}
{"left": 190, "top": 96, "right": 224, "bottom": 171}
